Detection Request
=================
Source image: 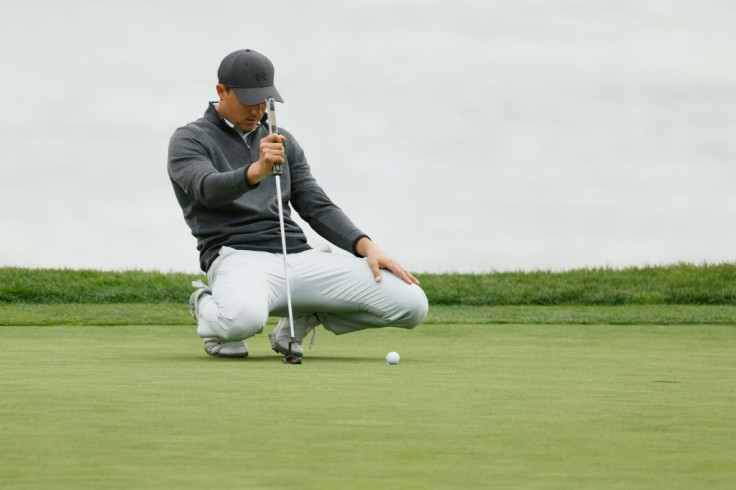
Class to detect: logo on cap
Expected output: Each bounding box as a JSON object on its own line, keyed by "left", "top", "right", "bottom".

{"left": 217, "top": 49, "right": 283, "bottom": 105}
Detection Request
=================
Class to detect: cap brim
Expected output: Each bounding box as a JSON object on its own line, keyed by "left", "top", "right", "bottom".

{"left": 232, "top": 86, "right": 283, "bottom": 105}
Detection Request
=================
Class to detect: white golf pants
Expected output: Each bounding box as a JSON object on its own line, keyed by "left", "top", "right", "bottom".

{"left": 195, "top": 245, "right": 429, "bottom": 341}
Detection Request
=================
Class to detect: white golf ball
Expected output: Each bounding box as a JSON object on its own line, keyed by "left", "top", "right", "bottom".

{"left": 386, "top": 351, "right": 400, "bottom": 365}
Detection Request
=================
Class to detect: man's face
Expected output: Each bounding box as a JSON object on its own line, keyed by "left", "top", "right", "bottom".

{"left": 216, "top": 83, "right": 266, "bottom": 131}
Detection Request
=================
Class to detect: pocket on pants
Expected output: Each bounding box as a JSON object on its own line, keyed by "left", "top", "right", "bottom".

{"left": 207, "top": 246, "right": 238, "bottom": 281}
{"left": 218, "top": 246, "right": 237, "bottom": 259}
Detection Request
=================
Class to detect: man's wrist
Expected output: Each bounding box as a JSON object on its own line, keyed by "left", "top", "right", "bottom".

{"left": 354, "top": 236, "right": 373, "bottom": 257}
{"left": 246, "top": 162, "right": 267, "bottom": 186}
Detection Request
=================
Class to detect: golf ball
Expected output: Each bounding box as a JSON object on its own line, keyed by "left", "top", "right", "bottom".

{"left": 386, "top": 351, "right": 400, "bottom": 365}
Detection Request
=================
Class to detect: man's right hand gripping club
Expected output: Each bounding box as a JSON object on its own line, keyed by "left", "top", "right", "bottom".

{"left": 246, "top": 133, "right": 287, "bottom": 186}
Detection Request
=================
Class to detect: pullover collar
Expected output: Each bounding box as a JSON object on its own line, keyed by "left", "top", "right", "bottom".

{"left": 205, "top": 102, "right": 268, "bottom": 138}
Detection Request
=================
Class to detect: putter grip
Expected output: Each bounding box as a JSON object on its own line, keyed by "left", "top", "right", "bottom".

{"left": 266, "top": 98, "right": 282, "bottom": 175}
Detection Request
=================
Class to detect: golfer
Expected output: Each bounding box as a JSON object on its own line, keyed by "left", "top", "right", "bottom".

{"left": 167, "top": 49, "right": 428, "bottom": 358}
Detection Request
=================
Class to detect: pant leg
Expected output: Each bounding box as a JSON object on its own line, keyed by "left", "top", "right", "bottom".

{"left": 281, "top": 249, "right": 429, "bottom": 335}
{"left": 196, "top": 246, "right": 281, "bottom": 341}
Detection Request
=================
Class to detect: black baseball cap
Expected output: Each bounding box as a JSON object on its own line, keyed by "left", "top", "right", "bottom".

{"left": 217, "top": 49, "right": 283, "bottom": 105}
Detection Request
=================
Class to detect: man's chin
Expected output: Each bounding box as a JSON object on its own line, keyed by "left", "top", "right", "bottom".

{"left": 238, "top": 121, "right": 259, "bottom": 132}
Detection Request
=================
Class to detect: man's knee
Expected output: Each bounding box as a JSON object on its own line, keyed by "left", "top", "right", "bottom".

{"left": 217, "top": 302, "right": 268, "bottom": 340}
{"left": 394, "top": 286, "right": 429, "bottom": 329}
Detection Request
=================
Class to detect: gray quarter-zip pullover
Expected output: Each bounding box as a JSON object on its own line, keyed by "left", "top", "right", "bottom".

{"left": 168, "top": 103, "right": 366, "bottom": 272}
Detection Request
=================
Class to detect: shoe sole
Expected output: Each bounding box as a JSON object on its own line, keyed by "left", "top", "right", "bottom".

{"left": 204, "top": 346, "right": 249, "bottom": 358}
{"left": 271, "top": 346, "right": 303, "bottom": 357}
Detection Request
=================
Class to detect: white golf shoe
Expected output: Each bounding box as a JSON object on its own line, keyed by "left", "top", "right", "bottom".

{"left": 203, "top": 338, "right": 249, "bottom": 358}
{"left": 190, "top": 280, "right": 248, "bottom": 358}
{"left": 269, "top": 314, "right": 321, "bottom": 358}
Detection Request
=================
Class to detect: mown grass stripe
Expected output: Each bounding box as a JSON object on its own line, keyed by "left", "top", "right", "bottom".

{"left": 2, "top": 304, "right": 735, "bottom": 327}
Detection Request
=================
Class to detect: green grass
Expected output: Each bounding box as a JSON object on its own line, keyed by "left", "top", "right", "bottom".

{"left": 0, "top": 268, "right": 193, "bottom": 303}
{"left": 0, "top": 303, "right": 190, "bottom": 326}
{"left": 424, "top": 262, "right": 736, "bottom": 305}
{"left": 1, "top": 323, "right": 734, "bottom": 489}
{"left": 2, "top": 264, "right": 734, "bottom": 487}
{"left": 3, "top": 303, "right": 736, "bottom": 326}
{"left": 2, "top": 263, "right": 736, "bottom": 305}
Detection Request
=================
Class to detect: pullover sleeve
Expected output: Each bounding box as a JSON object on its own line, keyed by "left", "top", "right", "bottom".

{"left": 167, "top": 127, "right": 257, "bottom": 208}
{"left": 284, "top": 130, "right": 368, "bottom": 255}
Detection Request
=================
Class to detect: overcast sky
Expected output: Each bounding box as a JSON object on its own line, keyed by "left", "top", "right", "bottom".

{"left": 1, "top": 0, "right": 734, "bottom": 273}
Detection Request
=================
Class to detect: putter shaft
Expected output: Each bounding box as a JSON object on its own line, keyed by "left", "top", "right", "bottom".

{"left": 267, "top": 98, "right": 298, "bottom": 356}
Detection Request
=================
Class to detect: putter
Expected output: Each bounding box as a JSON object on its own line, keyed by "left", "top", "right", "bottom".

{"left": 266, "top": 98, "right": 301, "bottom": 365}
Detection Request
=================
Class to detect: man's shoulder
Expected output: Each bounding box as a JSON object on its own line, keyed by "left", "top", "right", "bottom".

{"left": 173, "top": 104, "right": 222, "bottom": 137}
{"left": 276, "top": 126, "right": 303, "bottom": 151}
{"left": 171, "top": 117, "right": 216, "bottom": 140}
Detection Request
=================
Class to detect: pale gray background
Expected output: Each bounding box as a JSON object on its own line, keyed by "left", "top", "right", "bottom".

{"left": 1, "top": 0, "right": 734, "bottom": 273}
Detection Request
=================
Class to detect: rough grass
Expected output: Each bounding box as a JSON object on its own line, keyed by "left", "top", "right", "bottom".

{"left": 1, "top": 262, "right": 736, "bottom": 305}
{"left": 422, "top": 262, "right": 736, "bottom": 305}
{"left": 0, "top": 268, "right": 192, "bottom": 303}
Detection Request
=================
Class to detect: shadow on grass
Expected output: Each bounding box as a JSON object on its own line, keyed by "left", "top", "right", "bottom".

{"left": 162, "top": 354, "right": 382, "bottom": 364}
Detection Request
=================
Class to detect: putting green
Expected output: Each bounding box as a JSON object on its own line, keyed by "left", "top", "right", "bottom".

{"left": 1, "top": 323, "right": 734, "bottom": 489}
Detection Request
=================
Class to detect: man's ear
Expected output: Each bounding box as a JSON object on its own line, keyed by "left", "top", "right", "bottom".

{"left": 215, "top": 83, "right": 228, "bottom": 100}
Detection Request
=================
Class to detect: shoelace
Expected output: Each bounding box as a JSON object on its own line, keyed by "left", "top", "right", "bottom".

{"left": 305, "top": 313, "right": 323, "bottom": 350}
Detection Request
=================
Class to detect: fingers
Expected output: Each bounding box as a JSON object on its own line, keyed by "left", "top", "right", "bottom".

{"left": 263, "top": 133, "right": 286, "bottom": 144}
{"left": 405, "top": 270, "right": 421, "bottom": 285}
{"left": 370, "top": 257, "right": 420, "bottom": 285}
{"left": 263, "top": 145, "right": 284, "bottom": 164}
{"left": 259, "top": 134, "right": 287, "bottom": 169}
{"left": 362, "top": 242, "right": 418, "bottom": 285}
{"left": 261, "top": 135, "right": 285, "bottom": 155}
{"left": 368, "top": 258, "right": 382, "bottom": 282}
{"left": 388, "top": 263, "right": 420, "bottom": 285}
{"left": 245, "top": 136, "right": 287, "bottom": 185}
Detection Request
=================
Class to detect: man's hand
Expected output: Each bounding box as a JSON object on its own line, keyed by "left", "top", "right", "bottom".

{"left": 355, "top": 237, "right": 420, "bottom": 285}
{"left": 246, "top": 133, "right": 286, "bottom": 185}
